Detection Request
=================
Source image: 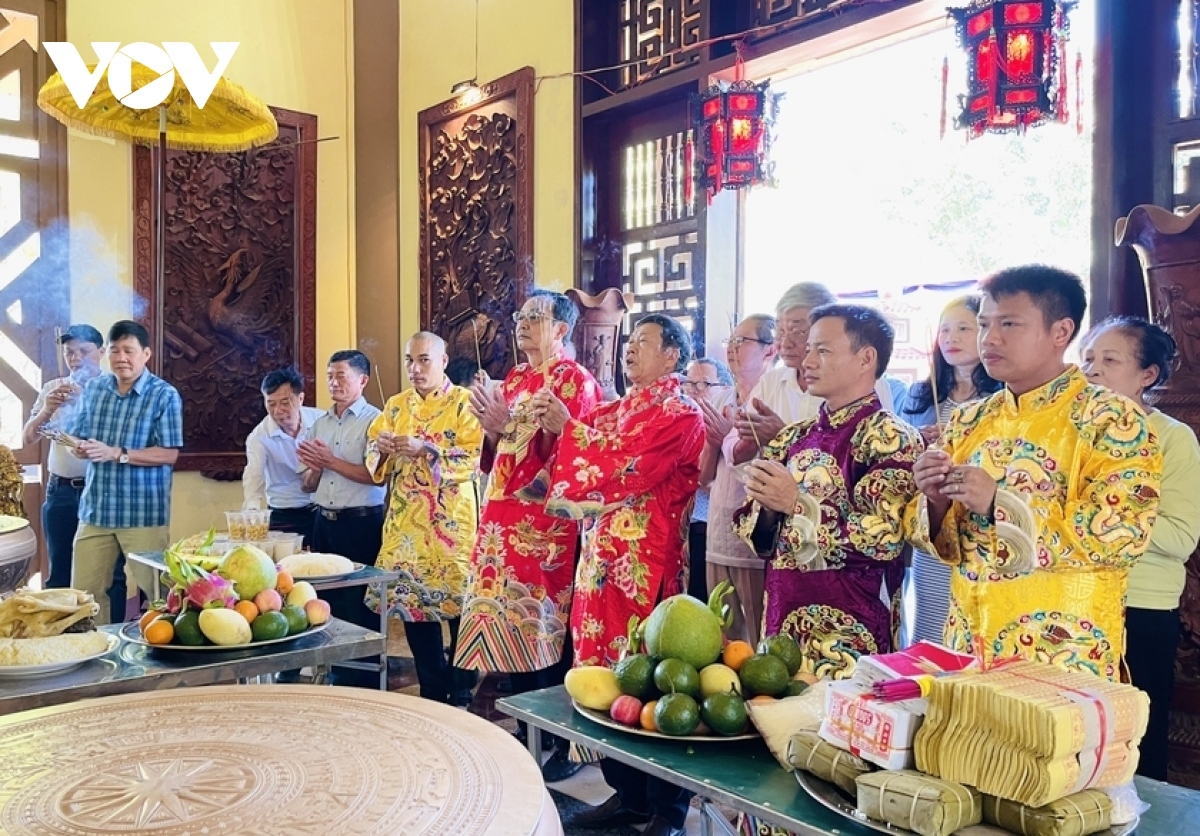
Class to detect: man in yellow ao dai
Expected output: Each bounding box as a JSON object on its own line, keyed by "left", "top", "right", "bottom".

{"left": 366, "top": 331, "right": 482, "bottom": 703}
{"left": 907, "top": 266, "right": 1161, "bottom": 681}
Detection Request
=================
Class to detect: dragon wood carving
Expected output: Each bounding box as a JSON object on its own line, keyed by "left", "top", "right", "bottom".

{"left": 134, "top": 107, "right": 318, "bottom": 480}
{"left": 419, "top": 68, "right": 534, "bottom": 379}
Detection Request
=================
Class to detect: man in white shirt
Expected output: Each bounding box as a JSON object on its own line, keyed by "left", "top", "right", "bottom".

{"left": 242, "top": 368, "right": 323, "bottom": 544}
{"left": 22, "top": 324, "right": 104, "bottom": 589}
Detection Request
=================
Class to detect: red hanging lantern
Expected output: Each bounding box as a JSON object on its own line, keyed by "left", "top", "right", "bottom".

{"left": 692, "top": 69, "right": 780, "bottom": 200}
{"left": 948, "top": 0, "right": 1076, "bottom": 137}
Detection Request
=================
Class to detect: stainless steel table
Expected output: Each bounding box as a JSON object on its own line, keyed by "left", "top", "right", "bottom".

{"left": 0, "top": 618, "right": 385, "bottom": 715}
{"left": 128, "top": 550, "right": 398, "bottom": 688}
{"left": 499, "top": 686, "right": 1200, "bottom": 836}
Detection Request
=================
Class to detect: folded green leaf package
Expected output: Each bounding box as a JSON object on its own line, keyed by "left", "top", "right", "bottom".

{"left": 855, "top": 769, "right": 982, "bottom": 836}
{"left": 982, "top": 789, "right": 1113, "bottom": 836}
{"left": 786, "top": 729, "right": 873, "bottom": 796}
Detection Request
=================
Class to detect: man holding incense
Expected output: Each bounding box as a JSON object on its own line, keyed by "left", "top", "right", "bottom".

{"left": 734, "top": 304, "right": 921, "bottom": 680}
{"left": 907, "top": 265, "right": 1161, "bottom": 680}
{"left": 366, "top": 332, "right": 482, "bottom": 704}
{"left": 455, "top": 290, "right": 601, "bottom": 775}
{"left": 23, "top": 324, "right": 105, "bottom": 590}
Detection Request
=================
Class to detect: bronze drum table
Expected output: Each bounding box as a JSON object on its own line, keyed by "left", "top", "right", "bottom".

{"left": 0, "top": 684, "right": 561, "bottom": 835}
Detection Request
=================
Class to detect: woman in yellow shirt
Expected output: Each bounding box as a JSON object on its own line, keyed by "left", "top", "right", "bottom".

{"left": 1081, "top": 316, "right": 1200, "bottom": 780}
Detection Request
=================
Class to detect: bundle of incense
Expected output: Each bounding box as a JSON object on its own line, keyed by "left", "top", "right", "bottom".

{"left": 39, "top": 428, "right": 79, "bottom": 449}
{"left": 872, "top": 675, "right": 935, "bottom": 702}
{"left": 914, "top": 660, "right": 1149, "bottom": 807}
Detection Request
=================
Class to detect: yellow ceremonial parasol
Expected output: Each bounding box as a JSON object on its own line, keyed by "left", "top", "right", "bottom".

{"left": 37, "top": 62, "right": 279, "bottom": 297}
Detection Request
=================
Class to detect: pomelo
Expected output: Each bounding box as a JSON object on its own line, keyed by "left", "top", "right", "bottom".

{"left": 218, "top": 545, "right": 278, "bottom": 601}
{"left": 643, "top": 595, "right": 723, "bottom": 671}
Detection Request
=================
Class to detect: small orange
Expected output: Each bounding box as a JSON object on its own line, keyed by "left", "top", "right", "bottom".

{"left": 748, "top": 695, "right": 778, "bottom": 705}
{"left": 722, "top": 640, "right": 754, "bottom": 672}
{"left": 234, "top": 600, "right": 260, "bottom": 622}
{"left": 138, "top": 608, "right": 165, "bottom": 634}
{"left": 275, "top": 570, "right": 294, "bottom": 595}
{"left": 640, "top": 699, "right": 658, "bottom": 732}
{"left": 144, "top": 618, "right": 175, "bottom": 645}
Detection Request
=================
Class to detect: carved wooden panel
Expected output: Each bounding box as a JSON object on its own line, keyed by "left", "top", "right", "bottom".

{"left": 418, "top": 67, "right": 534, "bottom": 379}
{"left": 134, "top": 107, "right": 318, "bottom": 480}
{"left": 619, "top": 0, "right": 703, "bottom": 90}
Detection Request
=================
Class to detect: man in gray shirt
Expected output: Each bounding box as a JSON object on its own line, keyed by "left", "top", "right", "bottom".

{"left": 297, "top": 350, "right": 386, "bottom": 645}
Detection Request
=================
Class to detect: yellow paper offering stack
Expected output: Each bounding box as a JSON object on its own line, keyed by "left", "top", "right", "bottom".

{"left": 914, "top": 660, "right": 1149, "bottom": 808}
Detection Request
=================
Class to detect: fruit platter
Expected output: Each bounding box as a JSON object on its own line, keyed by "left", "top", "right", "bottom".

{"left": 128, "top": 538, "right": 334, "bottom": 651}
{"left": 565, "top": 582, "right": 814, "bottom": 740}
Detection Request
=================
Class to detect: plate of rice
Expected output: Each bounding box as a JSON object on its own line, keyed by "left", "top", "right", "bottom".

{"left": 0, "top": 632, "right": 117, "bottom": 677}
{"left": 277, "top": 553, "right": 362, "bottom": 581}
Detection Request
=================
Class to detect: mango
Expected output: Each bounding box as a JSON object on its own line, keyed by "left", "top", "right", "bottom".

{"left": 198, "top": 608, "right": 253, "bottom": 646}
{"left": 564, "top": 665, "right": 622, "bottom": 711}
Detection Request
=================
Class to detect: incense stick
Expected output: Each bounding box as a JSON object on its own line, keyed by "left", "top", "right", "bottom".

{"left": 373, "top": 363, "right": 386, "bottom": 404}
{"left": 471, "top": 318, "right": 484, "bottom": 374}
{"left": 926, "top": 325, "right": 943, "bottom": 438}
{"left": 537, "top": 295, "right": 554, "bottom": 379}
{"left": 53, "top": 326, "right": 65, "bottom": 379}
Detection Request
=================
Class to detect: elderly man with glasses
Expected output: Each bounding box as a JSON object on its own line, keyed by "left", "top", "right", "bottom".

{"left": 455, "top": 289, "right": 602, "bottom": 779}
{"left": 682, "top": 358, "right": 735, "bottom": 601}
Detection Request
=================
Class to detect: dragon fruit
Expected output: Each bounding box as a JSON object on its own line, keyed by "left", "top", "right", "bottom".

{"left": 164, "top": 543, "right": 239, "bottom": 611}
{"left": 183, "top": 573, "right": 240, "bottom": 610}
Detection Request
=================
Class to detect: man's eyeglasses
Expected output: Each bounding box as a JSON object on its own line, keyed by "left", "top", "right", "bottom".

{"left": 720, "top": 337, "right": 774, "bottom": 349}
{"left": 512, "top": 311, "right": 551, "bottom": 324}
{"left": 682, "top": 380, "right": 727, "bottom": 392}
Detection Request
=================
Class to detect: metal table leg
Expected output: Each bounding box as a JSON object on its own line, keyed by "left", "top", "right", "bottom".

{"left": 699, "top": 800, "right": 737, "bottom": 836}
{"left": 377, "top": 582, "right": 388, "bottom": 691}
{"left": 527, "top": 726, "right": 542, "bottom": 761}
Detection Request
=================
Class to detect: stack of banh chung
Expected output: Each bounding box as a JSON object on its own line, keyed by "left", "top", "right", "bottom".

{"left": 914, "top": 659, "right": 1149, "bottom": 808}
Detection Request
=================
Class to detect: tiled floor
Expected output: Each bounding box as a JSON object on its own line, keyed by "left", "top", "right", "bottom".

{"left": 381, "top": 624, "right": 731, "bottom": 835}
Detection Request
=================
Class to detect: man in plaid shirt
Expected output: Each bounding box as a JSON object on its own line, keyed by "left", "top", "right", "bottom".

{"left": 70, "top": 320, "right": 183, "bottom": 623}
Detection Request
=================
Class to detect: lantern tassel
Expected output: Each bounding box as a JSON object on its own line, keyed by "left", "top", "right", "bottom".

{"left": 939, "top": 55, "right": 949, "bottom": 139}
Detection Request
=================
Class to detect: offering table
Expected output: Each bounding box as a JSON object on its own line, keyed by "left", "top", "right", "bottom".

{"left": 499, "top": 686, "right": 1200, "bottom": 836}
{"left": 0, "top": 617, "right": 384, "bottom": 715}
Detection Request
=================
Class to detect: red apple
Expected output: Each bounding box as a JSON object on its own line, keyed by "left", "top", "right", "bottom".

{"left": 609, "top": 694, "right": 643, "bottom": 727}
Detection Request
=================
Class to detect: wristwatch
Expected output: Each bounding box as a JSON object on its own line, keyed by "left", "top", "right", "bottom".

{"left": 118, "top": 447, "right": 130, "bottom": 465}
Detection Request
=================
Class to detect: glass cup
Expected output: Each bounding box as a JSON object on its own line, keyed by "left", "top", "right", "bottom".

{"left": 225, "top": 510, "right": 248, "bottom": 541}
{"left": 246, "top": 510, "right": 270, "bottom": 542}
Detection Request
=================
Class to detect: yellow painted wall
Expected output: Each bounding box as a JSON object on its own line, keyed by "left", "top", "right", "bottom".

{"left": 64, "top": 0, "right": 355, "bottom": 538}
{"left": 397, "top": 0, "right": 575, "bottom": 342}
